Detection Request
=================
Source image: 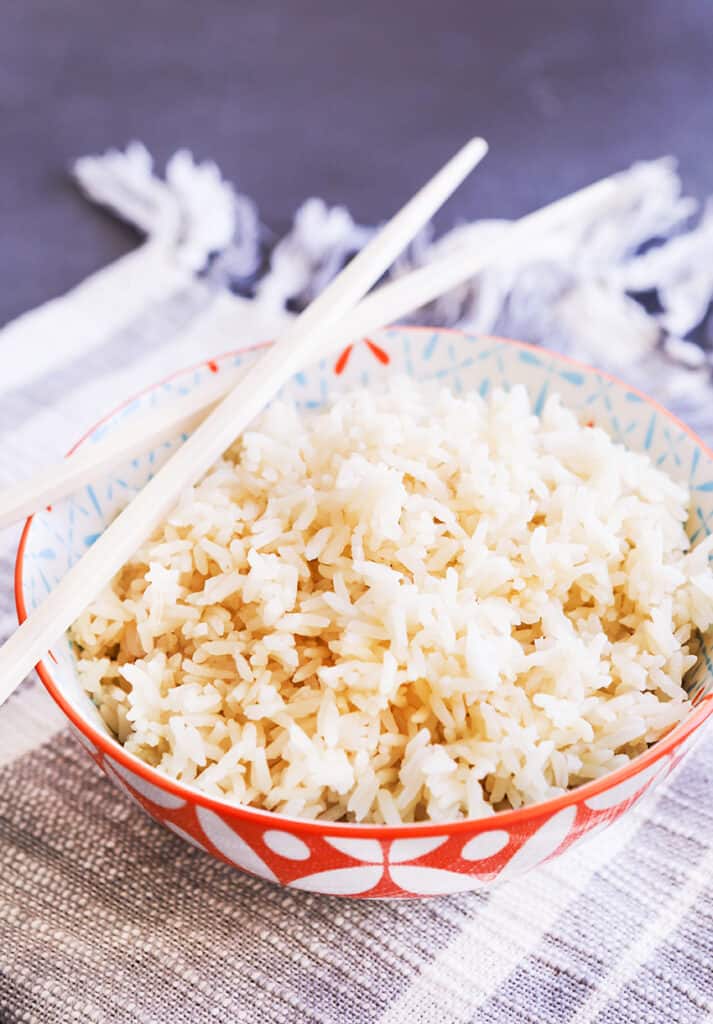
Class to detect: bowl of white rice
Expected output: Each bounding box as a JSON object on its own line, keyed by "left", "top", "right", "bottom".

{"left": 16, "top": 328, "right": 713, "bottom": 899}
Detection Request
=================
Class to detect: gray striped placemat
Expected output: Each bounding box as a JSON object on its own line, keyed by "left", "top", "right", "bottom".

{"left": 0, "top": 152, "right": 712, "bottom": 1022}
{"left": 1, "top": 685, "right": 711, "bottom": 1023}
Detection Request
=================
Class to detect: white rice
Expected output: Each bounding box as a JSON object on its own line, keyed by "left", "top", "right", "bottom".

{"left": 71, "top": 381, "right": 713, "bottom": 823}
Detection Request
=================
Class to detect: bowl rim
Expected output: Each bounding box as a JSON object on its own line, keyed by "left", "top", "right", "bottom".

{"left": 15, "top": 327, "right": 713, "bottom": 837}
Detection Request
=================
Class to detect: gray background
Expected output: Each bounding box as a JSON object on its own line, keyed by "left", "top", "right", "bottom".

{"left": 2, "top": 0, "right": 713, "bottom": 327}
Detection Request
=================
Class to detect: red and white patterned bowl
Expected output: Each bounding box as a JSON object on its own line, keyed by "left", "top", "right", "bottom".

{"left": 15, "top": 329, "right": 713, "bottom": 899}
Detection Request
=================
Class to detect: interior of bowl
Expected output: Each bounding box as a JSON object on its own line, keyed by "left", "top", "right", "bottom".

{"left": 16, "top": 328, "right": 713, "bottom": 803}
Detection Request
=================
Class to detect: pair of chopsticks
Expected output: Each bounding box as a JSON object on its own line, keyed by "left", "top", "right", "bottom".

{"left": 0, "top": 137, "right": 490, "bottom": 705}
{"left": 0, "top": 139, "right": 623, "bottom": 708}
{"left": 0, "top": 170, "right": 618, "bottom": 532}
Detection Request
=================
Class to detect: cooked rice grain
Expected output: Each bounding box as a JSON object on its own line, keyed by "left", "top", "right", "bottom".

{"left": 71, "top": 382, "right": 713, "bottom": 822}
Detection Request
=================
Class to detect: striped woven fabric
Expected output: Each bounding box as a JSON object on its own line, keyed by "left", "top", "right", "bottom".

{"left": 0, "top": 155, "right": 712, "bottom": 1023}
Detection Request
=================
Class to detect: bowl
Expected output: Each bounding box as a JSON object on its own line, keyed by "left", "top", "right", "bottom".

{"left": 16, "top": 328, "right": 713, "bottom": 899}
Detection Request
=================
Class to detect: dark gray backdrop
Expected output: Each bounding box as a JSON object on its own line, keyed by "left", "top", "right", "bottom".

{"left": 2, "top": 0, "right": 712, "bottom": 328}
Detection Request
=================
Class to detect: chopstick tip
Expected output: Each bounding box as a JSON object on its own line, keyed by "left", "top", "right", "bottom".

{"left": 467, "top": 136, "right": 489, "bottom": 159}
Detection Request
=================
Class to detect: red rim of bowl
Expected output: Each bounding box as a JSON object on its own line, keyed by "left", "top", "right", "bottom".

{"left": 14, "top": 328, "right": 713, "bottom": 838}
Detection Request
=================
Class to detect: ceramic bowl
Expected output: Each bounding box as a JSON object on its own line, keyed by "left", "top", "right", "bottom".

{"left": 15, "top": 328, "right": 713, "bottom": 899}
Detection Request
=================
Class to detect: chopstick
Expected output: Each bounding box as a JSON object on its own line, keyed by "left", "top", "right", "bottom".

{"left": 0, "top": 172, "right": 618, "bottom": 531}
{"left": 0, "top": 136, "right": 488, "bottom": 706}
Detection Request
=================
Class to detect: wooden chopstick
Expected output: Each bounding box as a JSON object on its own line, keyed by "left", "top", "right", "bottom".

{"left": 0, "top": 172, "right": 618, "bottom": 532}
{"left": 0, "top": 136, "right": 488, "bottom": 705}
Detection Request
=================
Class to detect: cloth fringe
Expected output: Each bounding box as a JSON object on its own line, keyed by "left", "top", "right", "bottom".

{"left": 72, "top": 146, "right": 713, "bottom": 433}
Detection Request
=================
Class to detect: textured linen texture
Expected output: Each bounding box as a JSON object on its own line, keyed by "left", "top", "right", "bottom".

{"left": 0, "top": 152, "right": 712, "bottom": 1022}
{"left": 0, "top": 723, "right": 711, "bottom": 1023}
